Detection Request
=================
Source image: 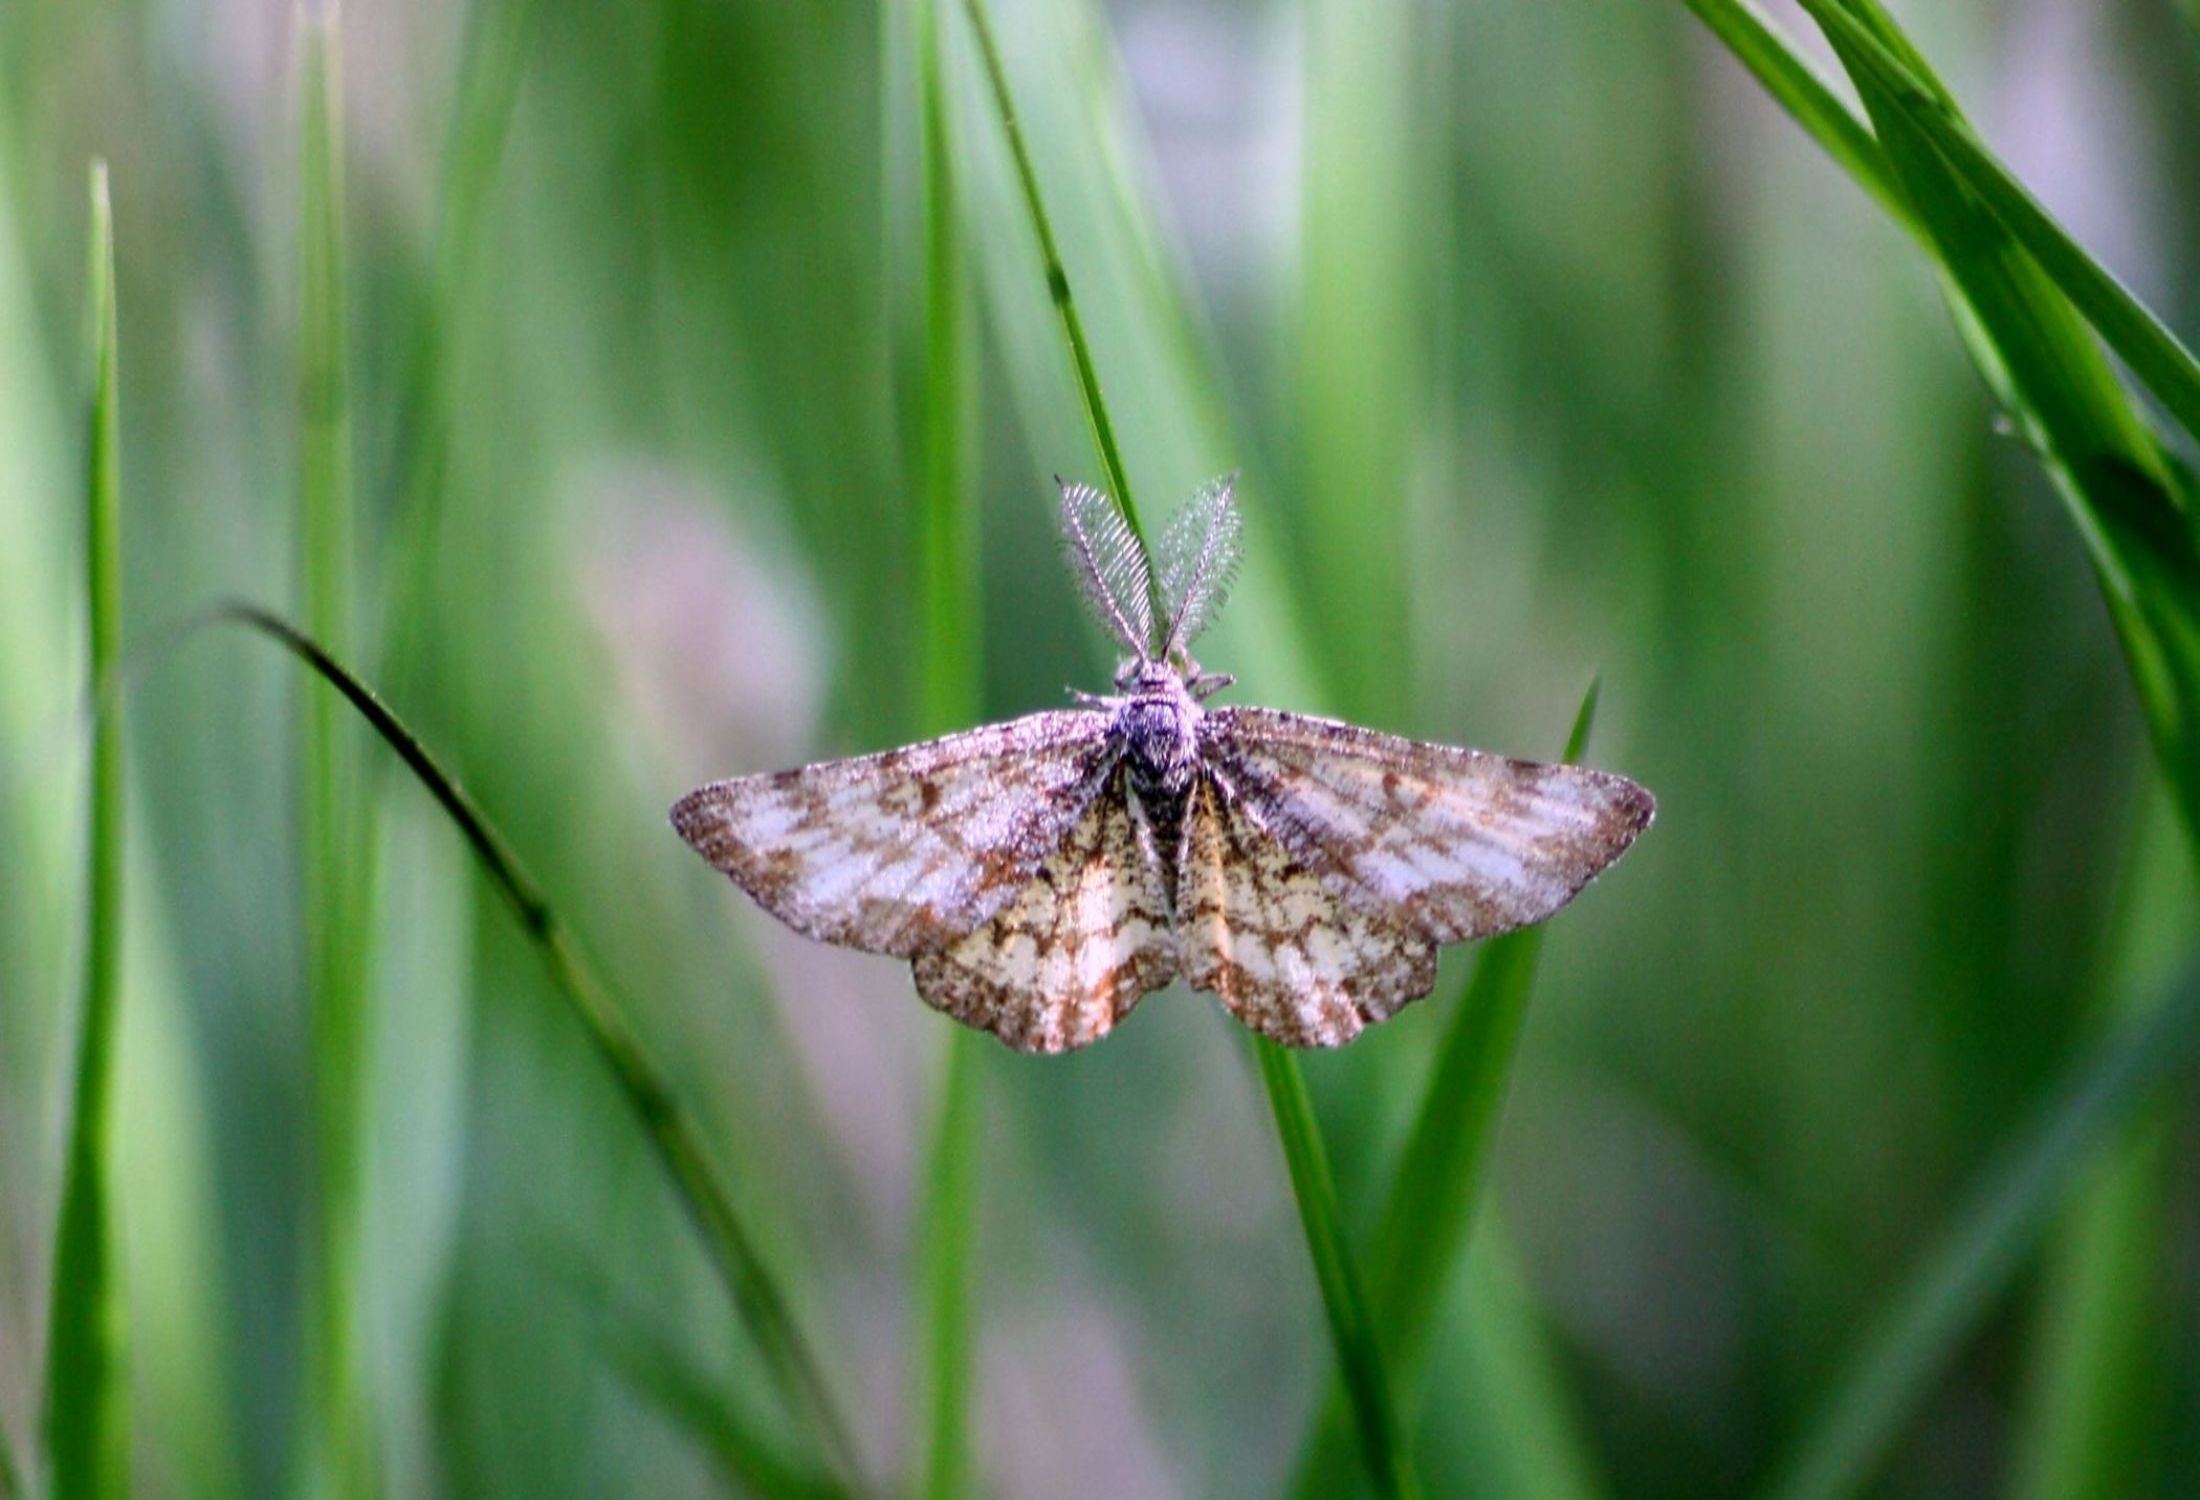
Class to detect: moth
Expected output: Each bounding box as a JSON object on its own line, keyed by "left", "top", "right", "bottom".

{"left": 671, "top": 476, "right": 1653, "bottom": 1052}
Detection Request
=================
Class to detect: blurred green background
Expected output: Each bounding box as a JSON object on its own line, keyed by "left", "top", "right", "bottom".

{"left": 3, "top": 0, "right": 2197, "bottom": 1496}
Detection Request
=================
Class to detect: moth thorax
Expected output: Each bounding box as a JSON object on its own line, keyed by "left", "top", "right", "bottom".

{"left": 1120, "top": 684, "right": 1200, "bottom": 798}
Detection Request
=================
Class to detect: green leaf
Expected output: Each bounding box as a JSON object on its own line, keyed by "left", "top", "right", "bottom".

{"left": 1291, "top": 683, "right": 1606, "bottom": 1500}
{"left": 1761, "top": 956, "right": 2200, "bottom": 1500}
{"left": 215, "top": 605, "right": 869, "bottom": 1494}
{"left": 1678, "top": 2, "right": 2200, "bottom": 863}
{"left": 1797, "top": 0, "right": 2200, "bottom": 449}
{"left": 43, "top": 156, "right": 129, "bottom": 1500}
{"left": 1675, "top": 0, "right": 1910, "bottom": 233}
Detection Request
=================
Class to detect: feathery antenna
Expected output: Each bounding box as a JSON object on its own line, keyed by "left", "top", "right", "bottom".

{"left": 1058, "top": 479, "right": 1156, "bottom": 657}
{"left": 1158, "top": 472, "right": 1243, "bottom": 658}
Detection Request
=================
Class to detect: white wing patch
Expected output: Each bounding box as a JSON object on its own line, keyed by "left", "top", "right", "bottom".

{"left": 1203, "top": 707, "right": 1654, "bottom": 945}
{"left": 1179, "top": 777, "right": 1437, "bottom": 1047}
{"left": 670, "top": 710, "right": 1117, "bottom": 957}
{"left": 912, "top": 773, "right": 1176, "bottom": 1053}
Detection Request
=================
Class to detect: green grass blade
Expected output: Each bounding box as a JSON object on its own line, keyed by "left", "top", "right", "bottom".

{"left": 375, "top": 0, "right": 540, "bottom": 696}
{"left": 1675, "top": 0, "right": 1911, "bottom": 233}
{"left": 295, "top": 7, "right": 374, "bottom": 1494}
{"left": 916, "top": 1032, "right": 983, "bottom": 1500}
{"left": 1761, "top": 957, "right": 2200, "bottom": 1500}
{"left": 1796, "top": 0, "right": 2200, "bottom": 448}
{"left": 960, "top": 7, "right": 1415, "bottom": 1489}
{"left": 959, "top": 0, "right": 1159, "bottom": 594}
{"left": 1291, "top": 683, "right": 1604, "bottom": 1500}
{"left": 1296, "top": 0, "right": 1414, "bottom": 720}
{"left": 1256, "top": 1043, "right": 1421, "bottom": 1500}
{"left": 911, "top": 0, "right": 986, "bottom": 1490}
{"left": 0, "top": 1415, "right": 20, "bottom": 1500}
{"left": 211, "top": 604, "right": 869, "bottom": 1494}
{"left": 2010, "top": 789, "right": 2193, "bottom": 1500}
{"left": 43, "top": 156, "right": 129, "bottom": 1500}
{"left": 2010, "top": 1125, "right": 2169, "bottom": 1500}
{"left": 959, "top": 7, "right": 1415, "bottom": 1489}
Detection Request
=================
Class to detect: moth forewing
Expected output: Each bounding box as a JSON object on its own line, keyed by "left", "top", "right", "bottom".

{"left": 1199, "top": 706, "right": 1655, "bottom": 946}
{"left": 669, "top": 709, "right": 1119, "bottom": 957}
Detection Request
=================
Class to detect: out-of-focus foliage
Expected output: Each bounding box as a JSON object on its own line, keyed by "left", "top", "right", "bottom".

{"left": 1, "top": 0, "right": 2195, "bottom": 1496}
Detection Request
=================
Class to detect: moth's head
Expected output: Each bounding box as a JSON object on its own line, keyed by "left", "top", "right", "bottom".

{"left": 1115, "top": 657, "right": 1183, "bottom": 695}
{"left": 1059, "top": 472, "right": 1243, "bottom": 669}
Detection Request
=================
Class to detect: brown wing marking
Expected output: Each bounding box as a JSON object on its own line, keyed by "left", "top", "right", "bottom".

{"left": 670, "top": 710, "right": 1117, "bottom": 957}
{"left": 911, "top": 773, "right": 1176, "bottom": 1053}
{"left": 1179, "top": 774, "right": 1437, "bottom": 1048}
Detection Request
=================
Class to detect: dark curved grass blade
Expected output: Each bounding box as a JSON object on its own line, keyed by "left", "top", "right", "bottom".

{"left": 1291, "top": 683, "right": 1604, "bottom": 1499}
{"left": 44, "top": 157, "right": 129, "bottom": 1500}
{"left": 1762, "top": 956, "right": 2200, "bottom": 1500}
{"left": 209, "top": 603, "right": 868, "bottom": 1494}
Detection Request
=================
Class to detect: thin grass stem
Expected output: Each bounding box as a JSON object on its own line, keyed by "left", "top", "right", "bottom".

{"left": 916, "top": 1032, "right": 983, "bottom": 1500}
{"left": 43, "top": 155, "right": 128, "bottom": 1500}
{"left": 295, "top": 9, "right": 374, "bottom": 1494}
{"left": 912, "top": 0, "right": 987, "bottom": 1491}
{"left": 211, "top": 603, "right": 869, "bottom": 1494}
{"left": 960, "top": 0, "right": 1163, "bottom": 622}
{"left": 958, "top": 7, "right": 1417, "bottom": 1490}
{"left": 1291, "top": 683, "right": 1605, "bottom": 1499}
{"left": 1256, "top": 1042, "right": 1422, "bottom": 1500}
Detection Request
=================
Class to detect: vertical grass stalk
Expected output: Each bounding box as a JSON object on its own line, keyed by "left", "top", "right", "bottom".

{"left": 296, "top": 8, "right": 374, "bottom": 1494}
{"left": 1256, "top": 1044, "right": 1421, "bottom": 1500}
{"left": 2009, "top": 786, "right": 2191, "bottom": 1500}
{"left": 960, "top": 0, "right": 1160, "bottom": 615}
{"left": 43, "top": 156, "right": 128, "bottom": 1500}
{"left": 1297, "top": 0, "right": 1415, "bottom": 720}
{"left": 912, "top": 0, "right": 986, "bottom": 1492}
{"left": 960, "top": 4, "right": 1416, "bottom": 1490}
{"left": 1292, "top": 684, "right": 1605, "bottom": 1498}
